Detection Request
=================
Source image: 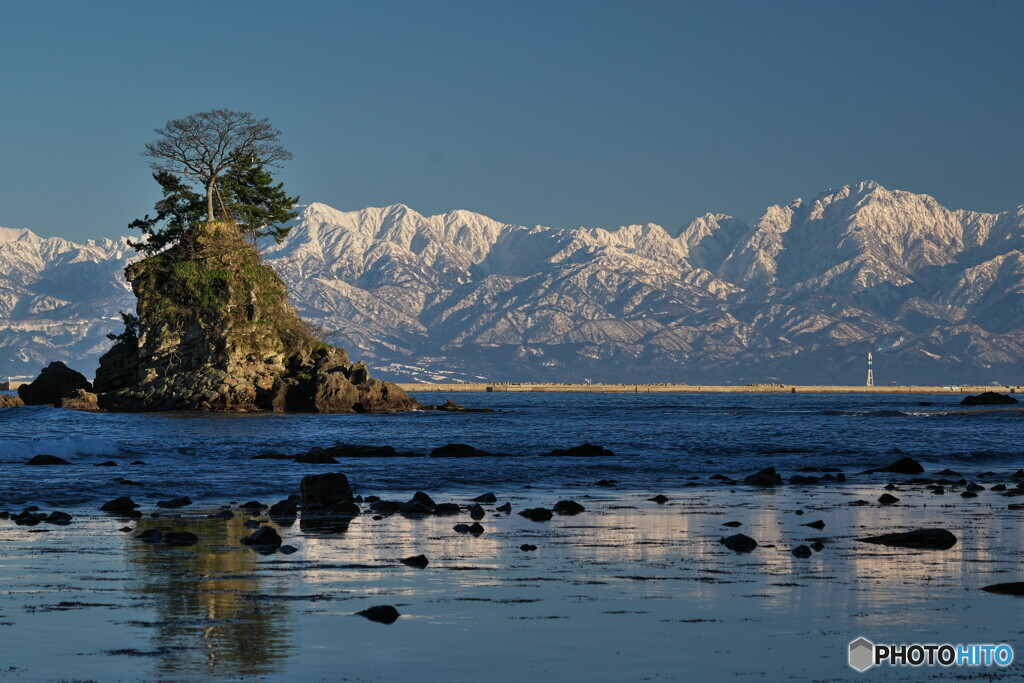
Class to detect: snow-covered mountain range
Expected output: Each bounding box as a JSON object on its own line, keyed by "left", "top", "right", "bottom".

{"left": 2, "top": 181, "right": 1022, "bottom": 384}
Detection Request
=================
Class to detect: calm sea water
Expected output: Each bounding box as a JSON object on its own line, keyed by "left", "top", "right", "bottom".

{"left": 1, "top": 391, "right": 1022, "bottom": 506}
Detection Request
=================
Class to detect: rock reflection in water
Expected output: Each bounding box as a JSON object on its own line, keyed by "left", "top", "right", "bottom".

{"left": 124, "top": 515, "right": 293, "bottom": 678}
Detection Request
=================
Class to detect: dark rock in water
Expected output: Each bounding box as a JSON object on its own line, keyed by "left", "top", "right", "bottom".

{"left": 595, "top": 479, "right": 618, "bottom": 487}
{"left": 720, "top": 534, "right": 757, "bottom": 553}
{"left": 857, "top": 528, "right": 958, "bottom": 550}
{"left": 836, "top": 473, "right": 846, "bottom": 482}
{"left": 648, "top": 495, "right": 669, "bottom": 504}
{"left": 240, "top": 526, "right": 282, "bottom": 550}
{"left": 279, "top": 545, "right": 298, "bottom": 555}
{"left": 884, "top": 483, "right": 897, "bottom": 491}
{"left": 292, "top": 448, "right": 340, "bottom": 464}
{"left": 118, "top": 526, "right": 133, "bottom": 532}
{"left": 810, "top": 541, "right": 825, "bottom": 552}
{"left": 401, "top": 554, "right": 429, "bottom": 568}
{"left": 130, "top": 460, "right": 146, "bottom": 466}
{"left": 801, "top": 520, "right": 825, "bottom": 530}
{"left": 553, "top": 500, "right": 585, "bottom": 515}
{"left": 357, "top": 605, "right": 400, "bottom": 624}
{"left": 541, "top": 443, "right": 615, "bottom": 458}
{"left": 156, "top": 496, "right": 192, "bottom": 509}
{"left": 25, "top": 454, "right": 71, "bottom": 466}
{"left": 1013, "top": 469, "right": 1024, "bottom": 479}
{"left": 44, "top": 511, "right": 73, "bottom": 525}
{"left": 936, "top": 468, "right": 961, "bottom": 476}
{"left": 94, "top": 460, "right": 118, "bottom": 467}
{"left": 992, "top": 484, "right": 1008, "bottom": 492}
{"left": 710, "top": 474, "right": 734, "bottom": 482}
{"left": 300, "top": 472, "right": 353, "bottom": 508}
{"left": 18, "top": 361, "right": 92, "bottom": 405}
{"left": 869, "top": 457, "right": 925, "bottom": 475}
{"left": 794, "top": 509, "right": 804, "bottom": 516}
{"left": 520, "top": 544, "right": 538, "bottom": 552}
{"left": 467, "top": 504, "right": 485, "bottom": 520}
{"left": 930, "top": 486, "right": 946, "bottom": 495}
{"left": 268, "top": 498, "right": 298, "bottom": 518}
{"left": 878, "top": 494, "right": 900, "bottom": 505}
{"left": 791, "top": 545, "right": 812, "bottom": 558}
{"left": 410, "top": 491, "right": 436, "bottom": 509}
{"left": 101, "top": 497, "right": 139, "bottom": 513}
{"left": 399, "top": 500, "right": 433, "bottom": 515}
{"left": 789, "top": 475, "right": 819, "bottom": 485}
{"left": 982, "top": 582, "right": 1024, "bottom": 595}
{"left": 744, "top": 467, "right": 782, "bottom": 486}
{"left": 849, "top": 500, "right": 871, "bottom": 506}
{"left": 13, "top": 510, "right": 46, "bottom": 526}
{"left": 211, "top": 509, "right": 235, "bottom": 520}
{"left": 520, "top": 508, "right": 553, "bottom": 522}
{"left": 473, "top": 492, "right": 497, "bottom": 503}
{"left": 240, "top": 501, "right": 267, "bottom": 510}
{"left": 432, "top": 502, "right": 460, "bottom": 516}
{"left": 966, "top": 482, "right": 985, "bottom": 492}
{"left": 496, "top": 502, "right": 512, "bottom": 514}
{"left": 135, "top": 529, "right": 164, "bottom": 543}
{"left": 430, "top": 443, "right": 492, "bottom": 458}
{"left": 453, "top": 524, "right": 470, "bottom": 534}
{"left": 723, "top": 521, "right": 742, "bottom": 527}
{"left": 370, "top": 500, "right": 400, "bottom": 515}
{"left": 961, "top": 491, "right": 978, "bottom": 498}
{"left": 1009, "top": 504, "right": 1024, "bottom": 511}
{"left": 961, "top": 392, "right": 1018, "bottom": 406}
{"left": 468, "top": 522, "right": 484, "bottom": 535}
{"left": 326, "top": 501, "right": 361, "bottom": 517}
{"left": 162, "top": 531, "right": 199, "bottom": 546}
{"left": 243, "top": 519, "right": 260, "bottom": 529}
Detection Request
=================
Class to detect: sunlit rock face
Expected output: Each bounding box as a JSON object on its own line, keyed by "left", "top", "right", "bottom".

{"left": 91, "top": 222, "right": 416, "bottom": 413}
{"left": 2, "top": 182, "right": 1023, "bottom": 384}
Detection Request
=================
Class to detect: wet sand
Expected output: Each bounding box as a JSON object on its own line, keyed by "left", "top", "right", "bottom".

{"left": 3, "top": 478, "right": 1024, "bottom": 681}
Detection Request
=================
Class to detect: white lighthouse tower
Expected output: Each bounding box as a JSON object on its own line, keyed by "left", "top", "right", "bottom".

{"left": 866, "top": 353, "right": 874, "bottom": 387}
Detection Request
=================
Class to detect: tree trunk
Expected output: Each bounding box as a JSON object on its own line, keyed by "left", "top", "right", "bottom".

{"left": 206, "top": 182, "right": 215, "bottom": 222}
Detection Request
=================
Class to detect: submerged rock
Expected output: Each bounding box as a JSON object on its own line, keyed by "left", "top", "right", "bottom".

{"left": 744, "top": 467, "right": 782, "bottom": 486}
{"left": 25, "top": 454, "right": 71, "bottom": 466}
{"left": 553, "top": 500, "right": 585, "bottom": 515}
{"left": 791, "top": 545, "right": 812, "bottom": 558}
{"left": 519, "top": 508, "right": 553, "bottom": 522}
{"left": 648, "top": 495, "right": 669, "bottom": 504}
{"left": 869, "top": 457, "right": 925, "bottom": 475}
{"left": 430, "top": 444, "right": 492, "bottom": 458}
{"left": 720, "top": 533, "right": 757, "bottom": 553}
{"left": 100, "top": 496, "right": 139, "bottom": 513}
{"left": 357, "top": 605, "right": 400, "bottom": 624}
{"left": 856, "top": 528, "right": 958, "bottom": 550}
{"left": 156, "top": 496, "right": 192, "bottom": 509}
{"left": 982, "top": 582, "right": 1024, "bottom": 595}
{"left": 878, "top": 493, "right": 900, "bottom": 505}
{"left": 240, "top": 526, "right": 283, "bottom": 550}
{"left": 300, "top": 472, "right": 353, "bottom": 508}
{"left": 541, "top": 443, "right": 615, "bottom": 458}
{"left": 961, "top": 392, "right": 1019, "bottom": 406}
{"left": 401, "top": 554, "right": 429, "bottom": 568}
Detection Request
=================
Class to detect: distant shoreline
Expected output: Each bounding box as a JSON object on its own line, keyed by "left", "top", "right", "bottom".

{"left": 398, "top": 382, "right": 1022, "bottom": 395}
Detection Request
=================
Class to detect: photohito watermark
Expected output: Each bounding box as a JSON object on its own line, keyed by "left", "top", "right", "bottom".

{"left": 848, "top": 637, "right": 1014, "bottom": 672}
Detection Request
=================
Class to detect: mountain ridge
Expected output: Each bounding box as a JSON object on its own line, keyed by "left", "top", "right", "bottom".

{"left": 2, "top": 181, "right": 1022, "bottom": 384}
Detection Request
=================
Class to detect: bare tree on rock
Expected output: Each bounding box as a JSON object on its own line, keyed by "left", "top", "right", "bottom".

{"left": 143, "top": 109, "right": 292, "bottom": 222}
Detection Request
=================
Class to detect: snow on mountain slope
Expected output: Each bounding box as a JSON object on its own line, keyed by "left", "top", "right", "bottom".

{"left": 2, "top": 182, "right": 1022, "bottom": 384}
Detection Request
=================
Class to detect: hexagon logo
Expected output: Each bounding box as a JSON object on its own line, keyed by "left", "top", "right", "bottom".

{"left": 849, "top": 637, "right": 875, "bottom": 672}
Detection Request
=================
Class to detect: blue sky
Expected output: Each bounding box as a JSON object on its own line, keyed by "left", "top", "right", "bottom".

{"left": 1, "top": 0, "right": 1022, "bottom": 239}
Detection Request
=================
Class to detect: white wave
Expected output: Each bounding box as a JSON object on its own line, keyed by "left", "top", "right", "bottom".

{"left": 0, "top": 436, "right": 119, "bottom": 461}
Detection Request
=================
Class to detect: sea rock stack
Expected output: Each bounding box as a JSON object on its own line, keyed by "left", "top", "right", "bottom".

{"left": 88, "top": 221, "right": 417, "bottom": 413}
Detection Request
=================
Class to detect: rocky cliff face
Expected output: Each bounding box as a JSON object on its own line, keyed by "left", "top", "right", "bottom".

{"left": 93, "top": 221, "right": 416, "bottom": 412}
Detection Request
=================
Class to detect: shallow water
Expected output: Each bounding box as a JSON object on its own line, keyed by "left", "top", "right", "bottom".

{"left": 1, "top": 392, "right": 1022, "bottom": 505}
{"left": 2, "top": 484, "right": 1023, "bottom": 681}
